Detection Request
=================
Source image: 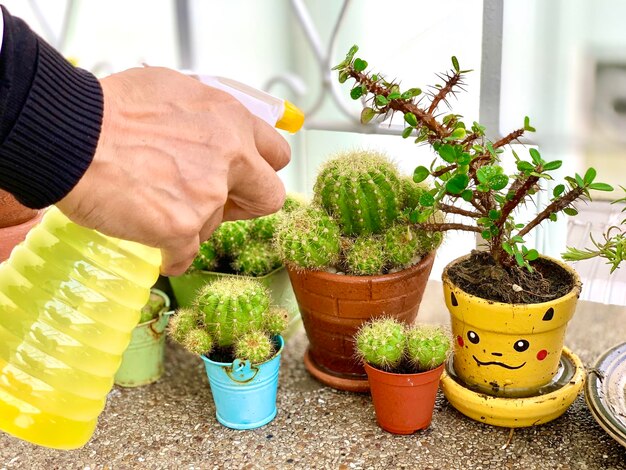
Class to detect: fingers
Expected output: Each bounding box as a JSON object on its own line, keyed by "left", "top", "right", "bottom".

{"left": 252, "top": 117, "right": 291, "bottom": 171}
{"left": 222, "top": 199, "right": 257, "bottom": 222}
{"left": 229, "top": 156, "right": 286, "bottom": 217}
{"left": 160, "top": 233, "right": 200, "bottom": 276}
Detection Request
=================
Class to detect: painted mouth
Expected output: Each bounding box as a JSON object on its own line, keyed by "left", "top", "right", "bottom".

{"left": 472, "top": 355, "right": 526, "bottom": 370}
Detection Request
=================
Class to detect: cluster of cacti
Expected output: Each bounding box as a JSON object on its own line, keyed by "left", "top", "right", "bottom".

{"left": 190, "top": 195, "right": 306, "bottom": 276}
{"left": 276, "top": 150, "right": 443, "bottom": 275}
{"left": 168, "top": 278, "right": 288, "bottom": 364}
{"left": 355, "top": 318, "right": 451, "bottom": 373}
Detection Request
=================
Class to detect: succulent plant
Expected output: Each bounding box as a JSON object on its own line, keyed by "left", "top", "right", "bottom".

{"left": 139, "top": 292, "right": 166, "bottom": 323}
{"left": 169, "top": 278, "right": 287, "bottom": 364}
{"left": 276, "top": 205, "right": 342, "bottom": 270}
{"left": 168, "top": 307, "right": 201, "bottom": 344}
{"left": 212, "top": 220, "right": 251, "bottom": 256}
{"left": 282, "top": 193, "right": 307, "bottom": 213}
{"left": 314, "top": 150, "right": 403, "bottom": 236}
{"left": 406, "top": 325, "right": 451, "bottom": 372}
{"left": 400, "top": 176, "right": 426, "bottom": 213}
{"left": 355, "top": 318, "right": 406, "bottom": 370}
{"left": 231, "top": 240, "right": 281, "bottom": 276}
{"left": 345, "top": 235, "right": 386, "bottom": 275}
{"left": 250, "top": 214, "right": 279, "bottom": 241}
{"left": 234, "top": 330, "right": 274, "bottom": 364}
{"left": 183, "top": 328, "right": 214, "bottom": 356}
{"left": 195, "top": 278, "right": 270, "bottom": 347}
{"left": 191, "top": 240, "right": 219, "bottom": 271}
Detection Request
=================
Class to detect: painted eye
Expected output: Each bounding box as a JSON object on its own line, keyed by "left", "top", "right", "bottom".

{"left": 514, "top": 339, "right": 530, "bottom": 352}
{"left": 467, "top": 331, "right": 480, "bottom": 344}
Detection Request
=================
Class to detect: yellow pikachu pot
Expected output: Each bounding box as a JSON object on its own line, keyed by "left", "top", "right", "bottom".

{"left": 442, "top": 255, "right": 582, "bottom": 397}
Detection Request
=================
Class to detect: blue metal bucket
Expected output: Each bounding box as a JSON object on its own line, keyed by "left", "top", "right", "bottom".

{"left": 200, "top": 336, "right": 284, "bottom": 430}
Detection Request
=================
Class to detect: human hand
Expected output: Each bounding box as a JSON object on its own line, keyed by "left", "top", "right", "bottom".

{"left": 57, "top": 66, "right": 290, "bottom": 275}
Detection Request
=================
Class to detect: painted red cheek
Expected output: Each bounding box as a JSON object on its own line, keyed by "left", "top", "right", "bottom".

{"left": 457, "top": 336, "right": 464, "bottom": 347}
{"left": 537, "top": 349, "right": 548, "bottom": 361}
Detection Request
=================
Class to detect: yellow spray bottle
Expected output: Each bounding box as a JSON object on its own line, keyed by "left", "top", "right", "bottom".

{"left": 0, "top": 76, "right": 303, "bottom": 449}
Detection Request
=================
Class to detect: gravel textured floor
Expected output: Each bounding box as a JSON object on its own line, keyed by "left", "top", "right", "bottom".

{"left": 1, "top": 281, "right": 625, "bottom": 469}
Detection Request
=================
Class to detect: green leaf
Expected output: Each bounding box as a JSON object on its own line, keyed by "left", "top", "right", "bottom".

{"left": 353, "top": 58, "right": 368, "bottom": 72}
{"left": 449, "top": 127, "right": 467, "bottom": 141}
{"left": 490, "top": 174, "right": 509, "bottom": 191}
{"left": 360, "top": 107, "right": 376, "bottom": 124}
{"left": 563, "top": 207, "right": 578, "bottom": 216}
{"left": 584, "top": 168, "right": 597, "bottom": 185}
{"left": 402, "top": 127, "right": 413, "bottom": 139}
{"left": 417, "top": 209, "right": 434, "bottom": 223}
{"left": 461, "top": 189, "right": 474, "bottom": 202}
{"left": 511, "top": 235, "right": 524, "bottom": 243}
{"left": 401, "top": 91, "right": 413, "bottom": 100}
{"left": 588, "top": 182, "right": 614, "bottom": 191}
{"left": 515, "top": 252, "right": 525, "bottom": 267}
{"left": 575, "top": 174, "right": 584, "bottom": 187}
{"left": 524, "top": 116, "right": 530, "bottom": 129}
{"left": 338, "top": 71, "right": 349, "bottom": 83}
{"left": 419, "top": 193, "right": 435, "bottom": 207}
{"left": 375, "top": 95, "right": 389, "bottom": 106}
{"left": 409, "top": 210, "right": 419, "bottom": 224}
{"left": 407, "top": 88, "right": 422, "bottom": 97}
{"left": 388, "top": 92, "right": 401, "bottom": 100}
{"left": 413, "top": 166, "right": 430, "bottom": 183}
{"left": 457, "top": 152, "right": 471, "bottom": 165}
{"left": 452, "top": 56, "right": 460, "bottom": 73}
{"left": 446, "top": 174, "right": 470, "bottom": 195}
{"left": 549, "top": 213, "right": 558, "bottom": 222}
{"left": 346, "top": 45, "right": 359, "bottom": 61}
{"left": 404, "top": 112, "right": 418, "bottom": 127}
{"left": 529, "top": 148, "right": 543, "bottom": 165}
{"left": 502, "top": 242, "right": 513, "bottom": 255}
{"left": 543, "top": 160, "right": 562, "bottom": 171}
{"left": 553, "top": 184, "right": 565, "bottom": 198}
{"left": 350, "top": 86, "right": 364, "bottom": 100}
{"left": 438, "top": 144, "right": 457, "bottom": 163}
{"left": 517, "top": 161, "right": 535, "bottom": 172}
{"left": 481, "top": 230, "right": 492, "bottom": 240}
{"left": 489, "top": 209, "right": 500, "bottom": 220}
{"left": 525, "top": 249, "right": 539, "bottom": 261}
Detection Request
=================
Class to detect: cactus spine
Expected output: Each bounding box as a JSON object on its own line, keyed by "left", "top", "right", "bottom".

{"left": 406, "top": 325, "right": 451, "bottom": 372}
{"left": 231, "top": 240, "right": 281, "bottom": 276}
{"left": 169, "top": 307, "right": 201, "bottom": 343}
{"left": 212, "top": 220, "right": 251, "bottom": 256}
{"left": 276, "top": 205, "right": 342, "bottom": 269}
{"left": 264, "top": 307, "right": 290, "bottom": 336}
{"left": 345, "top": 235, "right": 386, "bottom": 275}
{"left": 355, "top": 318, "right": 406, "bottom": 370}
{"left": 314, "top": 150, "right": 403, "bottom": 236}
{"left": 235, "top": 331, "right": 274, "bottom": 364}
{"left": 183, "top": 328, "right": 214, "bottom": 356}
{"left": 192, "top": 240, "right": 219, "bottom": 271}
{"left": 250, "top": 214, "right": 279, "bottom": 241}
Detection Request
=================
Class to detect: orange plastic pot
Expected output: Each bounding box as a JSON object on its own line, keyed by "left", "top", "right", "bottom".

{"left": 364, "top": 362, "right": 444, "bottom": 434}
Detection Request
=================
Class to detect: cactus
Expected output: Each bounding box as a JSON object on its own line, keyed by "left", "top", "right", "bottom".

{"left": 276, "top": 205, "right": 342, "bottom": 270}
{"left": 282, "top": 193, "right": 307, "bottom": 213}
{"left": 195, "top": 278, "right": 270, "bottom": 347}
{"left": 384, "top": 223, "right": 420, "bottom": 269}
{"left": 183, "top": 328, "right": 214, "bottom": 356}
{"left": 355, "top": 318, "right": 406, "bottom": 370}
{"left": 250, "top": 214, "right": 279, "bottom": 241}
{"left": 139, "top": 292, "right": 166, "bottom": 323}
{"left": 231, "top": 240, "right": 281, "bottom": 276}
{"left": 264, "top": 307, "right": 290, "bottom": 336}
{"left": 234, "top": 330, "right": 274, "bottom": 364}
{"left": 406, "top": 325, "right": 451, "bottom": 372}
{"left": 168, "top": 307, "right": 201, "bottom": 344}
{"left": 313, "top": 150, "right": 403, "bottom": 236}
{"left": 345, "top": 235, "right": 386, "bottom": 275}
{"left": 212, "top": 220, "right": 251, "bottom": 256}
{"left": 191, "top": 239, "right": 219, "bottom": 271}
{"left": 400, "top": 176, "right": 426, "bottom": 212}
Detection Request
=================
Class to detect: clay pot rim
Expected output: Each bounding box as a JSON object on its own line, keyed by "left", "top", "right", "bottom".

{"left": 441, "top": 253, "right": 582, "bottom": 308}
{"left": 286, "top": 250, "right": 436, "bottom": 284}
{"left": 363, "top": 361, "right": 444, "bottom": 380}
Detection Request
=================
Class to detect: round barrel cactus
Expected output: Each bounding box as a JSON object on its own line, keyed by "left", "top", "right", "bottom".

{"left": 195, "top": 278, "right": 270, "bottom": 347}
{"left": 314, "top": 150, "right": 403, "bottom": 236}
{"left": 345, "top": 235, "right": 386, "bottom": 275}
{"left": 212, "top": 220, "right": 251, "bottom": 256}
{"left": 191, "top": 239, "right": 219, "bottom": 271}
{"left": 231, "top": 240, "right": 281, "bottom": 276}
{"left": 276, "top": 205, "right": 342, "bottom": 270}
{"left": 234, "top": 331, "right": 274, "bottom": 364}
{"left": 355, "top": 318, "right": 406, "bottom": 370}
{"left": 406, "top": 325, "right": 451, "bottom": 372}
{"left": 183, "top": 328, "right": 214, "bottom": 356}
{"left": 168, "top": 307, "right": 202, "bottom": 344}
{"left": 250, "top": 214, "right": 279, "bottom": 241}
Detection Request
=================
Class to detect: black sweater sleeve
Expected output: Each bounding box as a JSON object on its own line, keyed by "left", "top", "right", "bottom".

{"left": 0, "top": 6, "right": 103, "bottom": 209}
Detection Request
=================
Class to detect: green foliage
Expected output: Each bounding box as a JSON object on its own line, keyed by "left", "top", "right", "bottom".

{"left": 334, "top": 44, "right": 614, "bottom": 271}
{"left": 167, "top": 278, "right": 286, "bottom": 364}
{"left": 406, "top": 325, "right": 451, "bottom": 372}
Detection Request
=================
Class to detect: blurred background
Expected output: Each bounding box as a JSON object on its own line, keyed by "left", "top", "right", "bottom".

{"left": 5, "top": 0, "right": 626, "bottom": 303}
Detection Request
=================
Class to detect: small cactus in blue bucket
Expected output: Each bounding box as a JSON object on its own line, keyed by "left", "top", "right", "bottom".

{"left": 235, "top": 331, "right": 274, "bottom": 364}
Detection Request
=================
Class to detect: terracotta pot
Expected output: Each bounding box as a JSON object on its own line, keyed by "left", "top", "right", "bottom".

{"left": 0, "top": 191, "right": 43, "bottom": 263}
{"left": 364, "top": 362, "right": 443, "bottom": 434}
{"left": 288, "top": 251, "right": 435, "bottom": 392}
{"left": 0, "top": 190, "right": 38, "bottom": 228}
{"left": 442, "top": 254, "right": 582, "bottom": 397}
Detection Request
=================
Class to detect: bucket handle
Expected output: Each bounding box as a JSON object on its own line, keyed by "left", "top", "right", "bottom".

{"left": 225, "top": 359, "right": 259, "bottom": 383}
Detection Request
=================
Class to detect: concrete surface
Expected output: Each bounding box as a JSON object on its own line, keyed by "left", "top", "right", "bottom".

{"left": 1, "top": 281, "right": 625, "bottom": 469}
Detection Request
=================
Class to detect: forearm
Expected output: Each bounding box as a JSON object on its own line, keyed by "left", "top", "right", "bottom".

{"left": 0, "top": 6, "right": 103, "bottom": 209}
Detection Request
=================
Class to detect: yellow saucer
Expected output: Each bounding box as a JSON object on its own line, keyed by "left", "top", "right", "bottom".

{"left": 440, "top": 347, "right": 585, "bottom": 427}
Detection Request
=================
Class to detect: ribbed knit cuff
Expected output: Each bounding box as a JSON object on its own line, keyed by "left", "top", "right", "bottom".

{"left": 0, "top": 38, "right": 103, "bottom": 209}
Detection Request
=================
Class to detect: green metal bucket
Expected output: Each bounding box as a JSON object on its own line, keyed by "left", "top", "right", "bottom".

{"left": 169, "top": 267, "right": 301, "bottom": 338}
{"left": 114, "top": 289, "right": 171, "bottom": 387}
